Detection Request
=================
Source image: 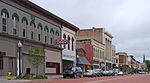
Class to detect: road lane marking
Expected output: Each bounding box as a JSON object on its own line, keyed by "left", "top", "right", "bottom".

{"left": 84, "top": 74, "right": 150, "bottom": 83}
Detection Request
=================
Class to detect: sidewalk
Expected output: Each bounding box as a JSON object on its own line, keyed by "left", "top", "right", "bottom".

{"left": 0, "top": 75, "right": 63, "bottom": 83}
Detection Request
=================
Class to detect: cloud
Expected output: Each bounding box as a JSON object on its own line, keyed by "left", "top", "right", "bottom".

{"left": 29, "top": 0, "right": 150, "bottom": 62}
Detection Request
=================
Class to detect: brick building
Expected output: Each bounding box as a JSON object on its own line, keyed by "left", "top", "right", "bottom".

{"left": 76, "top": 27, "right": 113, "bottom": 70}
{"left": 76, "top": 39, "right": 105, "bottom": 70}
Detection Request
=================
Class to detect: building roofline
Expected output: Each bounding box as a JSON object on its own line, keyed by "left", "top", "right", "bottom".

{"left": 77, "top": 38, "right": 105, "bottom": 45}
{"left": 11, "top": 0, "right": 79, "bottom": 32}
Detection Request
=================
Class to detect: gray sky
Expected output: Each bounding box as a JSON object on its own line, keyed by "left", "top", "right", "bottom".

{"left": 30, "top": 0, "right": 150, "bottom": 62}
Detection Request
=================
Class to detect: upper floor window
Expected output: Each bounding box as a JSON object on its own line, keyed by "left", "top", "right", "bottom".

{"left": 22, "top": 17, "right": 28, "bottom": 38}
{"left": 2, "top": 13, "right": 7, "bottom": 32}
{"left": 38, "top": 34, "right": 41, "bottom": 41}
{"left": 72, "top": 37, "right": 74, "bottom": 51}
{"left": 1, "top": 8, "right": 9, "bottom": 32}
{"left": 63, "top": 34, "right": 66, "bottom": 49}
{"left": 13, "top": 17, "right": 17, "bottom": 35}
{"left": 45, "top": 36, "right": 47, "bottom": 43}
{"left": 31, "top": 31, "right": 34, "bottom": 39}
{"left": 12, "top": 13, "right": 19, "bottom": 35}
{"left": 30, "top": 20, "right": 36, "bottom": 40}
{"left": 44, "top": 26, "right": 49, "bottom": 43}
{"left": 68, "top": 36, "right": 70, "bottom": 50}
{"left": 50, "top": 28, "right": 54, "bottom": 45}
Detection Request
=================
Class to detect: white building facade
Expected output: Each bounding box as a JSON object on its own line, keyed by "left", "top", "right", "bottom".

{"left": 61, "top": 26, "right": 78, "bottom": 70}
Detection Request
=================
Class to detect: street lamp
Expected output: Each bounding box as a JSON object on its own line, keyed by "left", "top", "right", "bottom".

{"left": 18, "top": 41, "right": 22, "bottom": 76}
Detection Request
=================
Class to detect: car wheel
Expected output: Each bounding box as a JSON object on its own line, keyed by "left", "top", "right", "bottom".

{"left": 74, "top": 74, "right": 77, "bottom": 78}
{"left": 63, "top": 76, "right": 66, "bottom": 78}
{"left": 80, "top": 74, "right": 83, "bottom": 78}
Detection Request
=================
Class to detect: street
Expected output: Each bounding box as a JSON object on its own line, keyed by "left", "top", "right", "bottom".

{"left": 21, "top": 74, "right": 150, "bottom": 83}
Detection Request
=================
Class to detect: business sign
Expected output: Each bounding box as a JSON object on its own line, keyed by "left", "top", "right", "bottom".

{"left": 56, "top": 40, "right": 68, "bottom": 44}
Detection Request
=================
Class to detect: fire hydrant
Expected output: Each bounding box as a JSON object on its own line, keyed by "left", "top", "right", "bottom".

{"left": 8, "top": 72, "right": 11, "bottom": 80}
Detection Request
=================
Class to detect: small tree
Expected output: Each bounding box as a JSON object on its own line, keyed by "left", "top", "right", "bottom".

{"left": 28, "top": 46, "right": 45, "bottom": 75}
{"left": 122, "top": 66, "right": 129, "bottom": 74}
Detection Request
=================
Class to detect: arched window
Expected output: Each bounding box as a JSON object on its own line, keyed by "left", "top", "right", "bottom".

{"left": 37, "top": 23, "right": 43, "bottom": 41}
{"left": 55, "top": 30, "right": 59, "bottom": 36}
{"left": 72, "top": 37, "right": 74, "bottom": 51}
{"left": 1, "top": 8, "right": 9, "bottom": 32}
{"left": 50, "top": 28, "right": 54, "bottom": 44}
{"left": 68, "top": 36, "right": 70, "bottom": 50}
{"left": 12, "top": 13, "right": 19, "bottom": 35}
{"left": 30, "top": 20, "right": 36, "bottom": 40}
{"left": 2, "top": 13, "right": 7, "bottom": 32}
{"left": 63, "top": 34, "right": 66, "bottom": 49}
{"left": 22, "top": 16, "right": 28, "bottom": 37}
{"left": 44, "top": 26, "right": 49, "bottom": 43}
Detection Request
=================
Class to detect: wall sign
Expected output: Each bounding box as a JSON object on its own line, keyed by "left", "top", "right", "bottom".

{"left": 56, "top": 40, "right": 68, "bottom": 44}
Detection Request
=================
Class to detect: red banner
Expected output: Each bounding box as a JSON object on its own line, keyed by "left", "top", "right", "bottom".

{"left": 56, "top": 40, "right": 68, "bottom": 44}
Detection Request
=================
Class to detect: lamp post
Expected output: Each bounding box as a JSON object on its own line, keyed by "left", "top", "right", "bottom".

{"left": 18, "top": 41, "right": 22, "bottom": 76}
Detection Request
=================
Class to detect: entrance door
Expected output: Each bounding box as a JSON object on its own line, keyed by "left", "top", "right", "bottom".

{"left": 56, "top": 63, "right": 60, "bottom": 74}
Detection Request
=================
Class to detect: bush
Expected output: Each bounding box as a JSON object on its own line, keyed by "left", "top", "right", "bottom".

{"left": 35, "top": 74, "right": 48, "bottom": 79}
{"left": 24, "top": 74, "right": 33, "bottom": 79}
{"left": 16, "top": 75, "right": 22, "bottom": 79}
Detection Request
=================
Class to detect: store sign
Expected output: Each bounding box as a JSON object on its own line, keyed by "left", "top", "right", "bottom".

{"left": 56, "top": 40, "right": 68, "bottom": 44}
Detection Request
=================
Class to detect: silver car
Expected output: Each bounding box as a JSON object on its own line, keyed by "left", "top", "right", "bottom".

{"left": 83, "top": 70, "right": 97, "bottom": 77}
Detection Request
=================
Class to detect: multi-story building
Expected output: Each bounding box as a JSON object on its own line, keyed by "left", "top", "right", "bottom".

{"left": 76, "top": 39, "right": 94, "bottom": 71}
{"left": 111, "top": 45, "right": 118, "bottom": 72}
{"left": 76, "top": 39, "right": 105, "bottom": 70}
{"left": 116, "top": 52, "right": 128, "bottom": 72}
{"left": 0, "top": 0, "right": 78, "bottom": 76}
{"left": 76, "top": 27, "right": 113, "bottom": 70}
{"left": 61, "top": 25, "right": 79, "bottom": 70}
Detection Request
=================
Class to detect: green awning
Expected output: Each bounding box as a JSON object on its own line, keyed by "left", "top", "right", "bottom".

{"left": 44, "top": 25, "right": 49, "bottom": 32}
{"left": 55, "top": 30, "right": 59, "bottom": 36}
{"left": 12, "top": 13, "right": 19, "bottom": 21}
{"left": 50, "top": 28, "right": 54, "bottom": 34}
{"left": 1, "top": 8, "right": 9, "bottom": 18}
{"left": 22, "top": 16, "right": 28, "bottom": 25}
{"left": 30, "top": 20, "right": 36, "bottom": 27}
{"left": 77, "top": 56, "right": 90, "bottom": 65}
{"left": 37, "top": 23, "right": 43, "bottom": 30}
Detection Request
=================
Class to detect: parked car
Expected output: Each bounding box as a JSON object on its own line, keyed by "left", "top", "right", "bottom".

{"left": 138, "top": 71, "right": 147, "bottom": 74}
{"left": 103, "top": 71, "right": 110, "bottom": 76}
{"left": 93, "top": 69, "right": 103, "bottom": 77}
{"left": 63, "top": 67, "right": 83, "bottom": 78}
{"left": 109, "top": 70, "right": 115, "bottom": 76}
{"left": 118, "top": 71, "right": 124, "bottom": 76}
{"left": 83, "top": 70, "right": 97, "bottom": 77}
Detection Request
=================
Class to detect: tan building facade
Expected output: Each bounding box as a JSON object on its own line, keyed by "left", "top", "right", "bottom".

{"left": 76, "top": 27, "right": 113, "bottom": 70}
{"left": 0, "top": 0, "right": 78, "bottom": 76}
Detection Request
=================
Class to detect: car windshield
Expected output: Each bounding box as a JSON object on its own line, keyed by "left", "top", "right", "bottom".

{"left": 68, "top": 67, "right": 76, "bottom": 71}
{"left": 87, "top": 70, "right": 93, "bottom": 72}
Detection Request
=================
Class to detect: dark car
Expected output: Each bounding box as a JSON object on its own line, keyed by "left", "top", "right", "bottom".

{"left": 93, "top": 69, "right": 103, "bottom": 77}
{"left": 83, "top": 70, "right": 97, "bottom": 77}
{"left": 63, "top": 67, "right": 83, "bottom": 78}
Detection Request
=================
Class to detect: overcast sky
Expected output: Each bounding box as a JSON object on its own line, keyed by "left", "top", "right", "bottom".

{"left": 30, "top": 0, "right": 150, "bottom": 62}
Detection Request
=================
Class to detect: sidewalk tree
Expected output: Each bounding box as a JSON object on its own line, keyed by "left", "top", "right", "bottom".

{"left": 122, "top": 65, "right": 129, "bottom": 74}
{"left": 145, "top": 60, "right": 150, "bottom": 72}
{"left": 28, "top": 46, "right": 45, "bottom": 75}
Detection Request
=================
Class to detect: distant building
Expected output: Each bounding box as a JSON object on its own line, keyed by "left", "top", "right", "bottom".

{"left": 76, "top": 27, "right": 113, "bottom": 70}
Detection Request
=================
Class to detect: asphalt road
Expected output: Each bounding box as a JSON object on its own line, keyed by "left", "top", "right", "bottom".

{"left": 23, "top": 73, "right": 150, "bottom": 83}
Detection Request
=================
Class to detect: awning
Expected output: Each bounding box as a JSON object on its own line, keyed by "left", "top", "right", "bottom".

{"left": 77, "top": 56, "right": 90, "bottom": 65}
